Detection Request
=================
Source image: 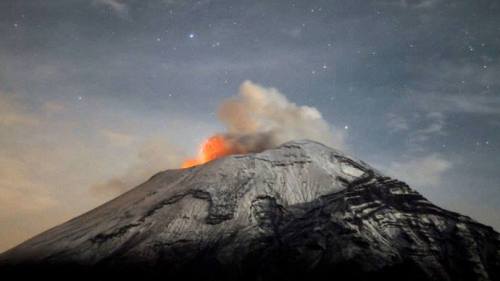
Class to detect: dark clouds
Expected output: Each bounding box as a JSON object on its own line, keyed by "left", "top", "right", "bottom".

{"left": 0, "top": 0, "right": 499, "bottom": 252}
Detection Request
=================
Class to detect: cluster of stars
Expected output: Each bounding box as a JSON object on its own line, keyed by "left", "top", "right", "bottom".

{"left": 311, "top": 64, "right": 329, "bottom": 76}
{"left": 155, "top": 31, "right": 224, "bottom": 51}
{"left": 475, "top": 140, "right": 490, "bottom": 146}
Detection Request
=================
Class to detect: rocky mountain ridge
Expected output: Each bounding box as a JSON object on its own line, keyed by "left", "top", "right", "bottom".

{"left": 1, "top": 140, "right": 499, "bottom": 281}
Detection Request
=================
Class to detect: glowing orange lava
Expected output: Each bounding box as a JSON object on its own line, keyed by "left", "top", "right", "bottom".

{"left": 181, "top": 135, "right": 233, "bottom": 168}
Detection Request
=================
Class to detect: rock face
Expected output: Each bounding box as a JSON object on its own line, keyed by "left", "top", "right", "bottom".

{"left": 1, "top": 140, "right": 499, "bottom": 280}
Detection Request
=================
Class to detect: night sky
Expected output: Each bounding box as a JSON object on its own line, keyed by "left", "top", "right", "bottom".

{"left": 1, "top": 0, "right": 499, "bottom": 252}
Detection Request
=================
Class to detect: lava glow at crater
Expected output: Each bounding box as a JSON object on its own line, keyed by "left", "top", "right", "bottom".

{"left": 181, "top": 135, "right": 233, "bottom": 168}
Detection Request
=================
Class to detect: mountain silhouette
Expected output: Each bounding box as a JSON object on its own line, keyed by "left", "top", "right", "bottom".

{"left": 1, "top": 140, "right": 499, "bottom": 281}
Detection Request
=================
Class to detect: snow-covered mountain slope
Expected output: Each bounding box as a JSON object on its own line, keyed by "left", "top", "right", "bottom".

{"left": 1, "top": 140, "right": 499, "bottom": 281}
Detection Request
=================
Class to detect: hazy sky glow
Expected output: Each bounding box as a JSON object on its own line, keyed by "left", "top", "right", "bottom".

{"left": 0, "top": 0, "right": 499, "bottom": 252}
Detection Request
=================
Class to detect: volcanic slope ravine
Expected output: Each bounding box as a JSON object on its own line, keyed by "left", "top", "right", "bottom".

{"left": 1, "top": 140, "right": 499, "bottom": 281}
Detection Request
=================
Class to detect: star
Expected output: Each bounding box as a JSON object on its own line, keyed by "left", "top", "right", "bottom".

{"left": 189, "top": 33, "right": 195, "bottom": 39}
{"left": 344, "top": 125, "right": 349, "bottom": 130}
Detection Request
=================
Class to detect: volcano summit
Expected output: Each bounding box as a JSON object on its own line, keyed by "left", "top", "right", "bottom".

{"left": 1, "top": 140, "right": 499, "bottom": 280}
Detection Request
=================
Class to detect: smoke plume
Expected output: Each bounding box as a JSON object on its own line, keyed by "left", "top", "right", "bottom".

{"left": 182, "top": 81, "right": 345, "bottom": 167}
{"left": 218, "top": 80, "right": 345, "bottom": 150}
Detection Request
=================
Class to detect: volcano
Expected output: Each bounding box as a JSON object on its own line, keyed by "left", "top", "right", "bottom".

{"left": 1, "top": 140, "right": 499, "bottom": 280}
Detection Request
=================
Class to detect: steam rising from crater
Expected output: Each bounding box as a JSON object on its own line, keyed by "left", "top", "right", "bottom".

{"left": 182, "top": 81, "right": 345, "bottom": 167}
